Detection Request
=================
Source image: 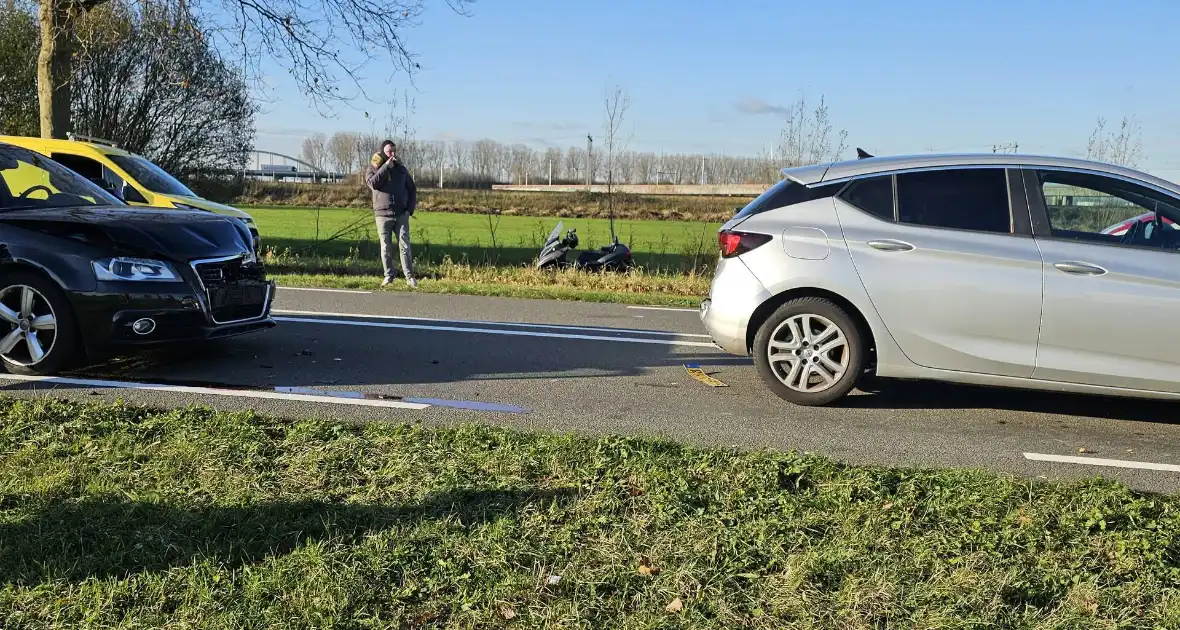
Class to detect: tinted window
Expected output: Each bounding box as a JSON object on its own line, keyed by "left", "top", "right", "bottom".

{"left": 51, "top": 153, "right": 102, "bottom": 180}
{"left": 839, "top": 175, "right": 894, "bottom": 221}
{"left": 109, "top": 154, "right": 195, "bottom": 197}
{"left": 1037, "top": 170, "right": 1180, "bottom": 251}
{"left": 0, "top": 146, "right": 123, "bottom": 210}
{"left": 734, "top": 179, "right": 841, "bottom": 220}
{"left": 896, "top": 168, "right": 1011, "bottom": 233}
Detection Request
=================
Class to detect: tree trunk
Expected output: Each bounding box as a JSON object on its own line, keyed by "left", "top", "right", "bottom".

{"left": 37, "top": 0, "right": 74, "bottom": 139}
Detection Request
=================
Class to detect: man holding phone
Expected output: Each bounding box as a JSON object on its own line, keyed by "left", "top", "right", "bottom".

{"left": 365, "top": 140, "right": 418, "bottom": 287}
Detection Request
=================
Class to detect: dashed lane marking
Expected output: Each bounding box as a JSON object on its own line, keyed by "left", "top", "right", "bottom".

{"left": 272, "top": 309, "right": 712, "bottom": 338}
{"left": 274, "top": 315, "right": 721, "bottom": 348}
{"left": 277, "top": 286, "right": 374, "bottom": 294}
{"left": 0, "top": 374, "right": 430, "bottom": 410}
{"left": 1023, "top": 452, "right": 1180, "bottom": 473}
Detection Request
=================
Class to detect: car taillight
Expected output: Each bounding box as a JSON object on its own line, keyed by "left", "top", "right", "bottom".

{"left": 719, "top": 230, "right": 771, "bottom": 258}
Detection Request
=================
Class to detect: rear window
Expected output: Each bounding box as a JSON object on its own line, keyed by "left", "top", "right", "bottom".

{"left": 734, "top": 178, "right": 842, "bottom": 220}
{"left": 838, "top": 175, "right": 895, "bottom": 221}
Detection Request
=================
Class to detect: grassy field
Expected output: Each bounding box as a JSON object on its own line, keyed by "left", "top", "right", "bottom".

{"left": 249, "top": 206, "right": 724, "bottom": 274}
{"left": 235, "top": 181, "right": 755, "bottom": 222}
{"left": 3, "top": 398, "right": 1180, "bottom": 628}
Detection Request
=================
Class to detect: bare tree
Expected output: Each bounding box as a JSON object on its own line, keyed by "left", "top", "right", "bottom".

{"left": 1086, "top": 116, "right": 1144, "bottom": 168}
{"left": 327, "top": 131, "right": 359, "bottom": 174}
{"left": 773, "top": 93, "right": 848, "bottom": 168}
{"left": 34, "top": 0, "right": 476, "bottom": 139}
{"left": 71, "top": 0, "right": 254, "bottom": 177}
{"left": 301, "top": 132, "right": 328, "bottom": 170}
{"left": 602, "top": 85, "right": 631, "bottom": 241}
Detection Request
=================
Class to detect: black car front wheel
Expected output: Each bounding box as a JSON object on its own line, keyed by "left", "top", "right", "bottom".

{"left": 0, "top": 272, "right": 80, "bottom": 376}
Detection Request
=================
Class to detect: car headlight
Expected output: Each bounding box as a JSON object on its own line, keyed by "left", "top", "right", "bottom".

{"left": 92, "top": 257, "right": 178, "bottom": 282}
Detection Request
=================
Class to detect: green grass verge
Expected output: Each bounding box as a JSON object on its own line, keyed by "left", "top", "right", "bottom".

{"left": 272, "top": 267, "right": 708, "bottom": 307}
{"left": 248, "top": 206, "right": 724, "bottom": 274}
{"left": 3, "top": 398, "right": 1179, "bottom": 627}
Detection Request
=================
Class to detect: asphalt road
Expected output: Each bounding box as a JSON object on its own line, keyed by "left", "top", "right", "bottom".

{"left": 6, "top": 286, "right": 1180, "bottom": 494}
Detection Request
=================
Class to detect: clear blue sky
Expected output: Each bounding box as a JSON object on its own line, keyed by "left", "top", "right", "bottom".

{"left": 256, "top": 0, "right": 1180, "bottom": 179}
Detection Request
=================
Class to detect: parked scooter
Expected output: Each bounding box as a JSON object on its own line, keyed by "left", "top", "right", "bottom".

{"left": 537, "top": 221, "right": 579, "bottom": 269}
{"left": 535, "top": 221, "right": 634, "bottom": 271}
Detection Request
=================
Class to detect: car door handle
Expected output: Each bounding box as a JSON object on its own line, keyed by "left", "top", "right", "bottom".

{"left": 867, "top": 239, "right": 914, "bottom": 252}
{"left": 1053, "top": 261, "right": 1107, "bottom": 276}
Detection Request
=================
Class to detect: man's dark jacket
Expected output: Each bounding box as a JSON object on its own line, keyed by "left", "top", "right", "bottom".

{"left": 365, "top": 154, "right": 417, "bottom": 218}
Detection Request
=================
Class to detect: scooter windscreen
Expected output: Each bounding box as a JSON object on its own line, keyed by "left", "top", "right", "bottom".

{"left": 544, "top": 221, "right": 563, "bottom": 246}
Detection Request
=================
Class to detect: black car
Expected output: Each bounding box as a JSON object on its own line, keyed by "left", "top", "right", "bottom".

{"left": 0, "top": 142, "right": 274, "bottom": 375}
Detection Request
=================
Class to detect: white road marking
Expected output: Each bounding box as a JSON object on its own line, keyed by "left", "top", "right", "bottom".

{"left": 277, "top": 286, "right": 373, "bottom": 295}
{"left": 0, "top": 374, "right": 430, "bottom": 410}
{"left": 272, "top": 309, "right": 712, "bottom": 338}
{"left": 627, "top": 306, "right": 699, "bottom": 313}
{"left": 1023, "top": 452, "right": 1180, "bottom": 473}
{"left": 275, "top": 316, "right": 720, "bottom": 348}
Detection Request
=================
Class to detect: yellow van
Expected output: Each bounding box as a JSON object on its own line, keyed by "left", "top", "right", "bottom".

{"left": 0, "top": 134, "right": 259, "bottom": 250}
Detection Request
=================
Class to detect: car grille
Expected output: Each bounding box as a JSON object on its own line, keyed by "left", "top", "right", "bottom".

{"left": 191, "top": 256, "right": 270, "bottom": 324}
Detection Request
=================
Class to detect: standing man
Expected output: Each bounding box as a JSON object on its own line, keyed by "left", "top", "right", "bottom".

{"left": 365, "top": 140, "right": 418, "bottom": 287}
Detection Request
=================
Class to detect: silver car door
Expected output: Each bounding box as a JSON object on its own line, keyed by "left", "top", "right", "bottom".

{"left": 838, "top": 167, "right": 1044, "bottom": 378}
{"left": 1025, "top": 168, "right": 1180, "bottom": 392}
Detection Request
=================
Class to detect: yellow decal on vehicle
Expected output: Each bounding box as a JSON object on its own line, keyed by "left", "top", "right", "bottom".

{"left": 684, "top": 364, "right": 727, "bottom": 387}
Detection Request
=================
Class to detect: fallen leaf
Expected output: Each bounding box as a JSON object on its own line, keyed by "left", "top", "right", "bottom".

{"left": 882, "top": 502, "right": 894, "bottom": 510}
{"left": 1017, "top": 515, "right": 1033, "bottom": 527}
{"left": 1079, "top": 447, "right": 1094, "bottom": 454}
{"left": 637, "top": 556, "right": 661, "bottom": 576}
{"left": 499, "top": 604, "right": 517, "bottom": 620}
{"left": 666, "top": 598, "right": 683, "bottom": 614}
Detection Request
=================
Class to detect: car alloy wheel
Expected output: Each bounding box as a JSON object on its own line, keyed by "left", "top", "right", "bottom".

{"left": 0, "top": 284, "right": 57, "bottom": 367}
{"left": 753, "top": 297, "right": 866, "bottom": 406}
{"left": 0, "top": 272, "right": 80, "bottom": 376}
{"left": 766, "top": 313, "right": 848, "bottom": 393}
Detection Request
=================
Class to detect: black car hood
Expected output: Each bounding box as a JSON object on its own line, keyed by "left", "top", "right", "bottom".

{"left": 0, "top": 206, "right": 254, "bottom": 261}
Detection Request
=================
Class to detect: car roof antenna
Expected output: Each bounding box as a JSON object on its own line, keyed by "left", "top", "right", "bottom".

{"left": 856, "top": 148, "right": 873, "bottom": 160}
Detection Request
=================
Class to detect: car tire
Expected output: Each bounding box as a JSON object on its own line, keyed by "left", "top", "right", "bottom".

{"left": 753, "top": 297, "right": 866, "bottom": 406}
{"left": 0, "top": 271, "right": 81, "bottom": 376}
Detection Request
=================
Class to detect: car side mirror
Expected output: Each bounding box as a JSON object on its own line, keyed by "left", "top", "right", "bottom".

{"left": 121, "top": 183, "right": 147, "bottom": 204}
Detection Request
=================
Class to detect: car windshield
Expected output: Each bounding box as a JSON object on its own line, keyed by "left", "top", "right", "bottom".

{"left": 109, "top": 154, "right": 196, "bottom": 197}
{"left": 0, "top": 145, "right": 124, "bottom": 210}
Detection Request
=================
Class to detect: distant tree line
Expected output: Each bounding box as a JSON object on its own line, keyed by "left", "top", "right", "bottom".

{"left": 301, "top": 95, "right": 853, "bottom": 189}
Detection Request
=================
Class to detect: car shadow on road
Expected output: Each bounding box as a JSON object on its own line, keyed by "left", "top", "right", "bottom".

{"left": 846, "top": 378, "right": 1179, "bottom": 423}
{"left": 47, "top": 321, "right": 747, "bottom": 392}
{"left": 0, "top": 486, "right": 575, "bottom": 586}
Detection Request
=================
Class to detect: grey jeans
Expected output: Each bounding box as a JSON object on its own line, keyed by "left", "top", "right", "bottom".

{"left": 375, "top": 213, "right": 413, "bottom": 280}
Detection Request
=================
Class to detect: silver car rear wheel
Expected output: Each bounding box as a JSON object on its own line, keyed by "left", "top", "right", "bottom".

{"left": 766, "top": 314, "right": 849, "bottom": 393}
{"left": 753, "top": 297, "right": 866, "bottom": 406}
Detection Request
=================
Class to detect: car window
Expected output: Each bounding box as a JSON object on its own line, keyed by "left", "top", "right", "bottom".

{"left": 108, "top": 154, "right": 195, "bottom": 197}
{"left": 838, "top": 175, "right": 894, "bottom": 221}
{"left": 50, "top": 153, "right": 103, "bottom": 180}
{"left": 896, "top": 168, "right": 1012, "bottom": 234}
{"left": 1036, "top": 170, "right": 1180, "bottom": 251}
{"left": 734, "top": 178, "right": 842, "bottom": 221}
{"left": 0, "top": 146, "right": 123, "bottom": 210}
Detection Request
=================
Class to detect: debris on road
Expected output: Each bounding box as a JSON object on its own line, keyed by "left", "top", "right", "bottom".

{"left": 684, "top": 364, "right": 727, "bottom": 387}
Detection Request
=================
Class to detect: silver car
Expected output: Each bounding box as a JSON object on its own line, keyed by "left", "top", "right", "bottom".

{"left": 701, "top": 152, "right": 1180, "bottom": 405}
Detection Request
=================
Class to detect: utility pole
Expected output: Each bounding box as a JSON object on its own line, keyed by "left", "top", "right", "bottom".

{"left": 548, "top": 159, "right": 553, "bottom": 186}
{"left": 586, "top": 134, "right": 593, "bottom": 190}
